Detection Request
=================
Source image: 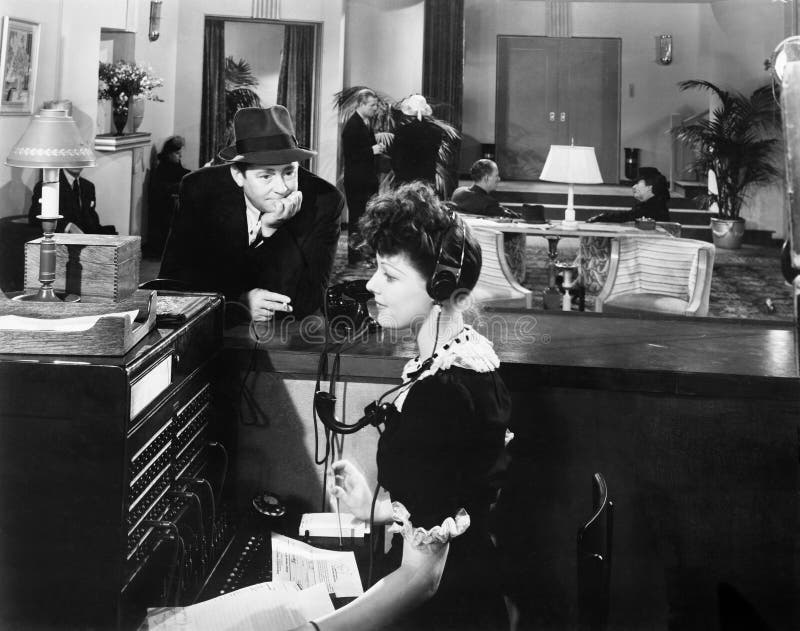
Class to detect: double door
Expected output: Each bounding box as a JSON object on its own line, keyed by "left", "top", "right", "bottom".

{"left": 496, "top": 36, "right": 621, "bottom": 183}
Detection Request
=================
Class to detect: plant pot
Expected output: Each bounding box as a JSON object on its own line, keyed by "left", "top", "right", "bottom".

{"left": 112, "top": 107, "right": 129, "bottom": 136}
{"left": 710, "top": 217, "right": 745, "bottom": 249}
{"left": 131, "top": 97, "right": 145, "bottom": 132}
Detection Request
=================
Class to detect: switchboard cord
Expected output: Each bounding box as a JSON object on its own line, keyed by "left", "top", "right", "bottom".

{"left": 143, "top": 520, "right": 184, "bottom": 605}
{"left": 237, "top": 337, "right": 262, "bottom": 426}
{"left": 168, "top": 491, "right": 204, "bottom": 541}
{"left": 207, "top": 441, "right": 228, "bottom": 505}
{"left": 184, "top": 477, "right": 217, "bottom": 542}
{"left": 367, "top": 480, "right": 381, "bottom": 589}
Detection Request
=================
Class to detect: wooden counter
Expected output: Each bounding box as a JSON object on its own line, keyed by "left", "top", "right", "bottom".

{"left": 222, "top": 310, "right": 800, "bottom": 631}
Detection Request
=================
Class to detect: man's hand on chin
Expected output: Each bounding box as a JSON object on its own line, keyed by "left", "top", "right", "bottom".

{"left": 242, "top": 288, "right": 293, "bottom": 322}
{"left": 260, "top": 191, "right": 303, "bottom": 233}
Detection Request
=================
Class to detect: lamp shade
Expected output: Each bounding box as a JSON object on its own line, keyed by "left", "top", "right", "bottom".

{"left": 539, "top": 145, "right": 603, "bottom": 184}
{"left": 6, "top": 107, "right": 96, "bottom": 169}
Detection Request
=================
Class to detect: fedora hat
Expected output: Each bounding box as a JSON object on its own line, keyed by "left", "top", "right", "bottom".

{"left": 218, "top": 106, "right": 316, "bottom": 164}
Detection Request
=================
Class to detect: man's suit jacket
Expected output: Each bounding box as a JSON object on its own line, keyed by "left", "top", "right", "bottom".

{"left": 341, "top": 112, "right": 378, "bottom": 192}
{"left": 451, "top": 184, "right": 505, "bottom": 217}
{"left": 160, "top": 164, "right": 343, "bottom": 318}
{"left": 28, "top": 172, "right": 103, "bottom": 233}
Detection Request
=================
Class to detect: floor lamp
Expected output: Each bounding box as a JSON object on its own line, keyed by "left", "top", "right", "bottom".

{"left": 539, "top": 144, "right": 603, "bottom": 228}
{"left": 5, "top": 105, "right": 96, "bottom": 301}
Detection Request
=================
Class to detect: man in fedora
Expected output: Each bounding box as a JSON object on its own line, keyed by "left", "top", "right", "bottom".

{"left": 160, "top": 106, "right": 343, "bottom": 321}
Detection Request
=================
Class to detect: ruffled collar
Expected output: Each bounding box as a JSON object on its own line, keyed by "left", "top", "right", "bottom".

{"left": 401, "top": 325, "right": 500, "bottom": 383}
{"left": 389, "top": 326, "right": 499, "bottom": 413}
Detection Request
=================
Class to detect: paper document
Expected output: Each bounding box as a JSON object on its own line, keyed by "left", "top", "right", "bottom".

{"left": 272, "top": 532, "right": 364, "bottom": 598}
{"left": 299, "top": 512, "right": 370, "bottom": 538}
{"left": 142, "top": 581, "right": 333, "bottom": 631}
{"left": 0, "top": 309, "right": 139, "bottom": 332}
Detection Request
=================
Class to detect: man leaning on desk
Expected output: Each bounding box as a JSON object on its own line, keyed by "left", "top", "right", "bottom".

{"left": 160, "top": 106, "right": 343, "bottom": 322}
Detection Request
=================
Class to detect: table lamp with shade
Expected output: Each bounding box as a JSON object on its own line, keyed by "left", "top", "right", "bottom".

{"left": 539, "top": 143, "right": 603, "bottom": 228}
{"left": 5, "top": 103, "right": 96, "bottom": 301}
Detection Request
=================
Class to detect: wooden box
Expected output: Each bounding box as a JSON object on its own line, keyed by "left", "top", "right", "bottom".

{"left": 24, "top": 234, "right": 141, "bottom": 301}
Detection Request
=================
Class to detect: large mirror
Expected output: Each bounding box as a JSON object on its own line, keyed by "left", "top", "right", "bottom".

{"left": 199, "top": 17, "right": 319, "bottom": 171}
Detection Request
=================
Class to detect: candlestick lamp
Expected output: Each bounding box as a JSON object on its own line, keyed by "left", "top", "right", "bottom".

{"left": 5, "top": 104, "right": 96, "bottom": 301}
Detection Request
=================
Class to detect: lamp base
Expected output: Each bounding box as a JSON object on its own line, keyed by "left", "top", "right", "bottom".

{"left": 563, "top": 206, "right": 578, "bottom": 229}
{"left": 13, "top": 291, "right": 80, "bottom": 303}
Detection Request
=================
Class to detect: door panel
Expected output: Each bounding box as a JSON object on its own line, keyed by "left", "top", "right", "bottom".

{"left": 561, "top": 38, "right": 621, "bottom": 183}
{"left": 496, "top": 37, "right": 562, "bottom": 180}
{"left": 496, "top": 36, "right": 620, "bottom": 182}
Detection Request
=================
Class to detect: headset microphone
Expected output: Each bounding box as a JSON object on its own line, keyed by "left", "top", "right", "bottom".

{"left": 314, "top": 208, "right": 464, "bottom": 435}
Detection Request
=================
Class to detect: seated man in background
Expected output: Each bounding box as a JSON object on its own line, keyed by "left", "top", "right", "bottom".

{"left": 28, "top": 168, "right": 117, "bottom": 234}
{"left": 451, "top": 159, "right": 520, "bottom": 218}
{"left": 160, "top": 106, "right": 343, "bottom": 322}
{"left": 587, "top": 166, "right": 670, "bottom": 223}
{"left": 452, "top": 158, "right": 525, "bottom": 282}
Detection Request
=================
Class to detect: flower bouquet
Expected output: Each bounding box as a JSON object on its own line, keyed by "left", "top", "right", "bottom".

{"left": 98, "top": 61, "right": 164, "bottom": 134}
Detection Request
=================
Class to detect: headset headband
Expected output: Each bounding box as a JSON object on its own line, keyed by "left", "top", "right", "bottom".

{"left": 427, "top": 209, "right": 466, "bottom": 303}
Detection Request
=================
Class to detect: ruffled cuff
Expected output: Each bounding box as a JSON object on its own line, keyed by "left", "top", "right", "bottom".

{"left": 387, "top": 501, "right": 470, "bottom": 548}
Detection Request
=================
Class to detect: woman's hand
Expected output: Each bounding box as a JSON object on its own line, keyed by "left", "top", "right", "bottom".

{"left": 328, "top": 460, "right": 374, "bottom": 521}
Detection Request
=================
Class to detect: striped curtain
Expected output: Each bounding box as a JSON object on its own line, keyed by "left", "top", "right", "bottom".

{"left": 422, "top": 0, "right": 464, "bottom": 196}
{"left": 199, "top": 18, "right": 226, "bottom": 167}
{"left": 277, "top": 24, "right": 316, "bottom": 156}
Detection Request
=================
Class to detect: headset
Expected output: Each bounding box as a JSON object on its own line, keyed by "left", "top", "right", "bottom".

{"left": 313, "top": 208, "right": 467, "bottom": 435}
{"left": 427, "top": 208, "right": 467, "bottom": 304}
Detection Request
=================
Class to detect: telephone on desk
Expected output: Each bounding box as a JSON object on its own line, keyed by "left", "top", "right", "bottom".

{"left": 325, "top": 280, "right": 379, "bottom": 334}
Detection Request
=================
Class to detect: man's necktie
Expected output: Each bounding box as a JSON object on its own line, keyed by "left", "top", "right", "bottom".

{"left": 72, "top": 178, "right": 82, "bottom": 211}
{"left": 250, "top": 214, "right": 264, "bottom": 248}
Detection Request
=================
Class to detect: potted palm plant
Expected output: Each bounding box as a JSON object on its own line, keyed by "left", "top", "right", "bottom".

{"left": 674, "top": 80, "right": 781, "bottom": 249}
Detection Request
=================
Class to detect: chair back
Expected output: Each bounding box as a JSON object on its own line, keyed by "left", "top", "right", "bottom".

{"left": 656, "top": 221, "right": 682, "bottom": 238}
{"left": 577, "top": 472, "right": 613, "bottom": 631}
{"left": 465, "top": 223, "right": 533, "bottom": 308}
{"left": 596, "top": 237, "right": 715, "bottom": 316}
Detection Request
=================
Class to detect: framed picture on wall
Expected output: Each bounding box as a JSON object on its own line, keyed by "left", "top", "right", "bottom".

{"left": 0, "top": 17, "right": 40, "bottom": 115}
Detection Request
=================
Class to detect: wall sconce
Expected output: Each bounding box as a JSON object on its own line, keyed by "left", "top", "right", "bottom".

{"left": 656, "top": 34, "right": 673, "bottom": 65}
{"left": 149, "top": 0, "right": 163, "bottom": 42}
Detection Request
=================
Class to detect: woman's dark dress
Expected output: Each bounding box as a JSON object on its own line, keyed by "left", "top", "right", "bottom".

{"left": 376, "top": 364, "right": 511, "bottom": 631}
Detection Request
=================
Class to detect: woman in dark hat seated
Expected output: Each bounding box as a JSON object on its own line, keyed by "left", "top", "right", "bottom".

{"left": 145, "top": 135, "right": 191, "bottom": 258}
{"left": 294, "top": 182, "right": 511, "bottom": 631}
{"left": 587, "top": 166, "right": 671, "bottom": 223}
{"left": 159, "top": 106, "right": 343, "bottom": 321}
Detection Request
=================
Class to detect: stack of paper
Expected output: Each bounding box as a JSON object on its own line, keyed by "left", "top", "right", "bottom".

{"left": 272, "top": 533, "right": 364, "bottom": 598}
{"left": 142, "top": 581, "right": 333, "bottom": 631}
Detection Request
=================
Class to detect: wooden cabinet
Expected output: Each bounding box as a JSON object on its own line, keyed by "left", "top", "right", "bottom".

{"left": 0, "top": 294, "right": 232, "bottom": 630}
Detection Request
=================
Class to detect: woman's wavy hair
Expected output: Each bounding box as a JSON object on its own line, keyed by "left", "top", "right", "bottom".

{"left": 358, "top": 181, "right": 481, "bottom": 295}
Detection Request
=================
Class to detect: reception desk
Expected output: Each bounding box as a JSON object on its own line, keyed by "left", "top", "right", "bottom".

{"left": 221, "top": 309, "right": 799, "bottom": 631}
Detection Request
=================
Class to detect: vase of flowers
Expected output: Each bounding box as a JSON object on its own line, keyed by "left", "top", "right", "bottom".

{"left": 98, "top": 61, "right": 164, "bottom": 135}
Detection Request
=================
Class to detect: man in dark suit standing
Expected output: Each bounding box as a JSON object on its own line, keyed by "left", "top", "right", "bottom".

{"left": 341, "top": 88, "right": 383, "bottom": 264}
{"left": 28, "top": 168, "right": 116, "bottom": 234}
{"left": 160, "top": 106, "right": 343, "bottom": 322}
{"left": 451, "top": 159, "right": 519, "bottom": 218}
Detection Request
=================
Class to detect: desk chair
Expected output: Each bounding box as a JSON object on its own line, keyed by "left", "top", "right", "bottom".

{"left": 468, "top": 226, "right": 533, "bottom": 309}
{"left": 595, "top": 237, "right": 715, "bottom": 316}
{"left": 577, "top": 472, "right": 614, "bottom": 631}
{"left": 655, "top": 221, "right": 682, "bottom": 238}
